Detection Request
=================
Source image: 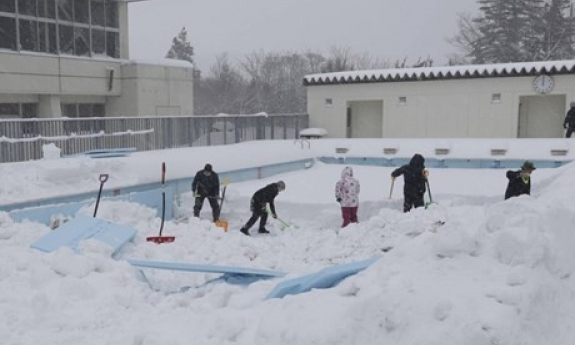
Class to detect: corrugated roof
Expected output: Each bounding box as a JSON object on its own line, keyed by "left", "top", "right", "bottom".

{"left": 303, "top": 60, "right": 575, "bottom": 86}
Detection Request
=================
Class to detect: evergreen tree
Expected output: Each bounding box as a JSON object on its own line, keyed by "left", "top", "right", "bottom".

{"left": 453, "top": 0, "right": 575, "bottom": 63}
{"left": 471, "top": 0, "right": 544, "bottom": 63}
{"left": 539, "top": 0, "right": 575, "bottom": 60}
{"left": 166, "top": 27, "right": 194, "bottom": 64}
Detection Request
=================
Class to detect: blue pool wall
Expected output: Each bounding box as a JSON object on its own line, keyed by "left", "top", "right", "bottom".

{"left": 3, "top": 156, "right": 571, "bottom": 225}
{"left": 2, "top": 158, "right": 314, "bottom": 225}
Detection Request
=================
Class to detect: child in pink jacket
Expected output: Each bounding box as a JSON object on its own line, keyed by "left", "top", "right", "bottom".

{"left": 335, "top": 166, "right": 360, "bottom": 227}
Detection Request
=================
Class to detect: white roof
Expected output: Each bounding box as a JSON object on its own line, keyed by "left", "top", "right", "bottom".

{"left": 304, "top": 59, "right": 575, "bottom": 86}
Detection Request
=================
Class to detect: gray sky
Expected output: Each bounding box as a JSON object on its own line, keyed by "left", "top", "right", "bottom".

{"left": 128, "top": 0, "right": 478, "bottom": 72}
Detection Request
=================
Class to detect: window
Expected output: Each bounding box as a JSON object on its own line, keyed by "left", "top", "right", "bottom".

{"left": 0, "top": 1, "right": 16, "bottom": 14}
{"left": 18, "top": 0, "right": 37, "bottom": 17}
{"left": 91, "top": 0, "right": 105, "bottom": 26}
{"left": 325, "top": 98, "right": 333, "bottom": 108}
{"left": 106, "top": 31, "right": 118, "bottom": 58}
{"left": 19, "top": 19, "right": 38, "bottom": 51}
{"left": 491, "top": 93, "right": 501, "bottom": 103}
{"left": 398, "top": 96, "right": 407, "bottom": 105}
{"left": 74, "top": 27, "right": 90, "bottom": 56}
{"left": 0, "top": 103, "right": 20, "bottom": 117}
{"left": 59, "top": 24, "right": 74, "bottom": 54}
{"left": 62, "top": 103, "right": 105, "bottom": 133}
{"left": 92, "top": 28, "right": 105, "bottom": 54}
{"left": 74, "top": 0, "right": 89, "bottom": 23}
{"left": 0, "top": 0, "right": 120, "bottom": 58}
{"left": 57, "top": 0, "right": 73, "bottom": 22}
{"left": 0, "top": 17, "right": 17, "bottom": 50}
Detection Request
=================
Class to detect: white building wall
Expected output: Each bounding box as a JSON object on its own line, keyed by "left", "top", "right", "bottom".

{"left": 307, "top": 74, "right": 575, "bottom": 138}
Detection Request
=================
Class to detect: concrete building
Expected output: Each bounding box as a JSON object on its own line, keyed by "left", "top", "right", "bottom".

{"left": 0, "top": 0, "right": 193, "bottom": 120}
{"left": 304, "top": 60, "right": 575, "bottom": 139}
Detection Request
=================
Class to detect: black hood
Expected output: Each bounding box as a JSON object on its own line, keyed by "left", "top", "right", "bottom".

{"left": 409, "top": 154, "right": 425, "bottom": 168}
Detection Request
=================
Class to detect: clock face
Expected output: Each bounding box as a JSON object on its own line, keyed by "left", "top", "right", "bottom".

{"left": 532, "top": 75, "right": 554, "bottom": 94}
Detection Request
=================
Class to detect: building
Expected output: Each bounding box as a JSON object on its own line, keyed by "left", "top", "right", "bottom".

{"left": 304, "top": 60, "right": 575, "bottom": 139}
{"left": 0, "top": 0, "right": 193, "bottom": 120}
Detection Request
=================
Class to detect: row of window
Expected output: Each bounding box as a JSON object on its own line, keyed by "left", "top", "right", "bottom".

{"left": 0, "top": 102, "right": 105, "bottom": 118}
{"left": 0, "top": 0, "right": 119, "bottom": 58}
{"left": 0, "top": 0, "right": 118, "bottom": 28}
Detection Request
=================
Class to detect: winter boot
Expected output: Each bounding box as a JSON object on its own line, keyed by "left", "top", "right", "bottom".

{"left": 258, "top": 228, "right": 270, "bottom": 234}
{"left": 240, "top": 228, "right": 250, "bottom": 236}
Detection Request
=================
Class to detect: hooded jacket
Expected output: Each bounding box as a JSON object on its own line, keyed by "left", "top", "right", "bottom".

{"left": 391, "top": 154, "right": 427, "bottom": 198}
{"left": 335, "top": 166, "right": 360, "bottom": 207}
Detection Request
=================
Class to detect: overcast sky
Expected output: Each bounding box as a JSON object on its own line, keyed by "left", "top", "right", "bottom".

{"left": 128, "top": 0, "right": 478, "bottom": 72}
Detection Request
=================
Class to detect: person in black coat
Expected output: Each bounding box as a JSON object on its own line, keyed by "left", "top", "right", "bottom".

{"left": 240, "top": 181, "right": 285, "bottom": 236}
{"left": 564, "top": 102, "right": 575, "bottom": 138}
{"left": 505, "top": 160, "right": 535, "bottom": 200}
{"left": 391, "top": 154, "right": 429, "bottom": 213}
{"left": 191, "top": 163, "right": 220, "bottom": 221}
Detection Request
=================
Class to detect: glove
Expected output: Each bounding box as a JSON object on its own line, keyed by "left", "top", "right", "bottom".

{"left": 391, "top": 176, "right": 396, "bottom": 181}
{"left": 272, "top": 213, "right": 278, "bottom": 219}
{"left": 422, "top": 169, "right": 429, "bottom": 178}
{"left": 194, "top": 193, "right": 201, "bottom": 198}
{"left": 336, "top": 197, "right": 342, "bottom": 203}
{"left": 564, "top": 124, "right": 568, "bottom": 129}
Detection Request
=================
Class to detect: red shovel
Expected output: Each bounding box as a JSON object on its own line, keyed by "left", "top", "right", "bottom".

{"left": 146, "top": 162, "right": 175, "bottom": 244}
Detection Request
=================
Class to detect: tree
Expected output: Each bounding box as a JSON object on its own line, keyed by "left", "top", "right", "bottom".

{"left": 539, "top": 0, "right": 575, "bottom": 60}
{"left": 451, "top": 0, "right": 575, "bottom": 63}
{"left": 194, "top": 54, "right": 249, "bottom": 115}
{"left": 166, "top": 27, "right": 194, "bottom": 64}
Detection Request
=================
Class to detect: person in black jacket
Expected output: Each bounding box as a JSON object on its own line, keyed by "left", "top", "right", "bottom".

{"left": 240, "top": 181, "right": 285, "bottom": 236}
{"left": 505, "top": 160, "right": 535, "bottom": 200}
{"left": 191, "top": 163, "right": 220, "bottom": 221}
{"left": 563, "top": 102, "right": 575, "bottom": 138}
{"left": 391, "top": 154, "right": 429, "bottom": 213}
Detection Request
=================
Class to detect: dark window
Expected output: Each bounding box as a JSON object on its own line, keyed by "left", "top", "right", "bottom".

{"left": 57, "top": 0, "right": 73, "bottom": 22}
{"left": 37, "top": 0, "right": 46, "bottom": 17}
{"left": 22, "top": 103, "right": 37, "bottom": 117}
{"left": 38, "top": 21, "right": 46, "bottom": 51}
{"left": 92, "top": 28, "right": 105, "bottom": 54}
{"left": 0, "top": 17, "right": 17, "bottom": 50}
{"left": 91, "top": 0, "right": 105, "bottom": 26}
{"left": 78, "top": 104, "right": 93, "bottom": 117}
{"left": 19, "top": 19, "right": 38, "bottom": 51}
{"left": 93, "top": 104, "right": 105, "bottom": 117}
{"left": 46, "top": 0, "right": 55, "bottom": 19}
{"left": 74, "top": 0, "right": 89, "bottom": 24}
{"left": 61, "top": 103, "right": 77, "bottom": 117}
{"left": 105, "top": 0, "right": 118, "bottom": 28}
{"left": 0, "top": 0, "right": 16, "bottom": 14}
{"left": 106, "top": 31, "right": 118, "bottom": 58}
{"left": 58, "top": 23, "right": 73, "bottom": 54}
{"left": 47, "top": 22, "right": 56, "bottom": 53}
{"left": 18, "top": 0, "right": 37, "bottom": 17}
{"left": 74, "top": 26, "right": 89, "bottom": 56}
{"left": 0, "top": 103, "right": 19, "bottom": 116}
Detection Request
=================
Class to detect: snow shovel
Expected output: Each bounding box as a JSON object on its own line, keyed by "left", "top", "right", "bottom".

{"left": 214, "top": 179, "right": 230, "bottom": 232}
{"left": 389, "top": 177, "right": 395, "bottom": 199}
{"left": 275, "top": 215, "right": 299, "bottom": 231}
{"left": 93, "top": 174, "right": 109, "bottom": 217}
{"left": 146, "top": 162, "right": 175, "bottom": 244}
{"left": 424, "top": 179, "right": 435, "bottom": 209}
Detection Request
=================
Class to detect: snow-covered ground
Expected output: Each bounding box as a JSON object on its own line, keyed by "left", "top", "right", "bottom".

{"left": 1, "top": 139, "right": 575, "bottom": 345}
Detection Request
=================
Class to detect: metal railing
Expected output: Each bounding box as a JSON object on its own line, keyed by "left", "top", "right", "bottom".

{"left": 0, "top": 114, "right": 309, "bottom": 163}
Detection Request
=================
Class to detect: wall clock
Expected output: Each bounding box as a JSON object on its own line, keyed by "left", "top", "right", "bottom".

{"left": 532, "top": 74, "right": 554, "bottom": 94}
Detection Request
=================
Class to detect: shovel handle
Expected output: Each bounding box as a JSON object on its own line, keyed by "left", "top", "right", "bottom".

{"left": 161, "top": 162, "right": 166, "bottom": 185}
{"left": 99, "top": 174, "right": 109, "bottom": 183}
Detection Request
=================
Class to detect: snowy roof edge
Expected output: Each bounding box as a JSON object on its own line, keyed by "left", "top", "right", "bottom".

{"left": 303, "top": 60, "right": 575, "bottom": 86}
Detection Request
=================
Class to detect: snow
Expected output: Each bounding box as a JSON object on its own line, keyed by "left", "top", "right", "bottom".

{"left": 2, "top": 139, "right": 575, "bottom": 344}
{"left": 304, "top": 59, "right": 575, "bottom": 85}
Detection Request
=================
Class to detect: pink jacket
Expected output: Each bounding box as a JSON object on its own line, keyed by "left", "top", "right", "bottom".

{"left": 335, "top": 167, "right": 360, "bottom": 207}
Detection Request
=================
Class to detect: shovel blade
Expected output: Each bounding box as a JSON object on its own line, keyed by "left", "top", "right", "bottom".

{"left": 146, "top": 236, "right": 176, "bottom": 244}
{"left": 215, "top": 220, "right": 229, "bottom": 232}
